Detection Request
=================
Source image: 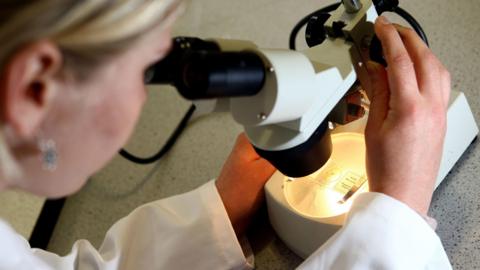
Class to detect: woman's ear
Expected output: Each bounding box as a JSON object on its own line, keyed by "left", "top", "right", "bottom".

{"left": 0, "top": 40, "right": 62, "bottom": 139}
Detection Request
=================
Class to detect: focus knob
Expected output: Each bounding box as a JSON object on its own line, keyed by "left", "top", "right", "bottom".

{"left": 305, "top": 12, "right": 331, "bottom": 47}
{"left": 369, "top": 35, "right": 387, "bottom": 66}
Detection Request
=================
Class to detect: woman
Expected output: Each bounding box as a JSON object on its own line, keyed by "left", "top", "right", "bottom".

{"left": 0, "top": 0, "right": 452, "bottom": 269}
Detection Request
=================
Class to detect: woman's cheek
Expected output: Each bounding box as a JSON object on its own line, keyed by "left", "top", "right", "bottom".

{"left": 94, "top": 83, "right": 146, "bottom": 149}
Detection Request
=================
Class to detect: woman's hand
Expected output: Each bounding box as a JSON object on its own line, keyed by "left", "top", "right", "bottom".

{"left": 364, "top": 16, "right": 451, "bottom": 215}
{"left": 216, "top": 133, "right": 276, "bottom": 236}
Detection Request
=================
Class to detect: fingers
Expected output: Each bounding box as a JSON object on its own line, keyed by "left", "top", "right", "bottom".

{"left": 394, "top": 24, "right": 450, "bottom": 107}
{"left": 441, "top": 69, "right": 451, "bottom": 108}
{"left": 365, "top": 61, "right": 389, "bottom": 131}
{"left": 374, "top": 16, "right": 419, "bottom": 105}
{"left": 436, "top": 61, "right": 451, "bottom": 109}
{"left": 394, "top": 25, "right": 431, "bottom": 91}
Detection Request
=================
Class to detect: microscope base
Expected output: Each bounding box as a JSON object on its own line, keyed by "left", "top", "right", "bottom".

{"left": 265, "top": 90, "right": 479, "bottom": 258}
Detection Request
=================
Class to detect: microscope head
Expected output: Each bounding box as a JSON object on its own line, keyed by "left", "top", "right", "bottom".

{"left": 145, "top": 0, "right": 384, "bottom": 178}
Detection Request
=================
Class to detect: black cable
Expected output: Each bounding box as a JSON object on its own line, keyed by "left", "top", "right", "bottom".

{"left": 119, "top": 104, "right": 196, "bottom": 164}
{"left": 289, "top": 2, "right": 429, "bottom": 50}
{"left": 393, "top": 7, "right": 429, "bottom": 46}
{"left": 289, "top": 3, "right": 341, "bottom": 50}
{"left": 29, "top": 198, "right": 66, "bottom": 249}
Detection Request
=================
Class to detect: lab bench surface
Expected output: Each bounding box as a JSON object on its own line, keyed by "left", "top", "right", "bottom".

{"left": 38, "top": 0, "right": 480, "bottom": 269}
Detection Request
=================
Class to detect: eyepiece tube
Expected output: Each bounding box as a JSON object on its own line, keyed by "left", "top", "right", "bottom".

{"left": 145, "top": 37, "right": 221, "bottom": 85}
{"left": 178, "top": 51, "right": 266, "bottom": 100}
{"left": 145, "top": 36, "right": 266, "bottom": 100}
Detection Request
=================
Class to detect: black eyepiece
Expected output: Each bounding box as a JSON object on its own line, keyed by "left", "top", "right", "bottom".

{"left": 146, "top": 37, "right": 266, "bottom": 100}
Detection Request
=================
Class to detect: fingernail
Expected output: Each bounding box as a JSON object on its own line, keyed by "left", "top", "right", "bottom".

{"left": 377, "top": 16, "right": 391, "bottom": 25}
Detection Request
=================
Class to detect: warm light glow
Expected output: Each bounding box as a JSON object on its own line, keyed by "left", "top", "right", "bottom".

{"left": 284, "top": 133, "right": 369, "bottom": 218}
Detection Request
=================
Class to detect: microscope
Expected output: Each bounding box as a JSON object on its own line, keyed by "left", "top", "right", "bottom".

{"left": 144, "top": 0, "right": 479, "bottom": 258}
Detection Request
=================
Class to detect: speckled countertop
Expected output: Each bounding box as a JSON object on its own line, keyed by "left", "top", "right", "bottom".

{"left": 40, "top": 0, "right": 480, "bottom": 269}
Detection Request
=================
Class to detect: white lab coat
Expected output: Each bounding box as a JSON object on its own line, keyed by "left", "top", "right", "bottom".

{"left": 0, "top": 180, "right": 452, "bottom": 270}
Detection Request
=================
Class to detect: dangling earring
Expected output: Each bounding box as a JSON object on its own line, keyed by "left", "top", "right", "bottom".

{"left": 38, "top": 138, "right": 58, "bottom": 171}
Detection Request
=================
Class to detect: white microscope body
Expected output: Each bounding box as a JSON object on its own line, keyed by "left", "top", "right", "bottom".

{"left": 152, "top": 0, "right": 479, "bottom": 258}
{"left": 206, "top": 0, "right": 478, "bottom": 258}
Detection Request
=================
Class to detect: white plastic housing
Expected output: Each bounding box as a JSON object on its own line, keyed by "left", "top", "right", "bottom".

{"left": 236, "top": 40, "right": 356, "bottom": 151}
{"left": 230, "top": 50, "right": 319, "bottom": 126}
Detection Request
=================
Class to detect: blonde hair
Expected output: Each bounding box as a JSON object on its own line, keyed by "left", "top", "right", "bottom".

{"left": 0, "top": 0, "right": 183, "bottom": 179}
